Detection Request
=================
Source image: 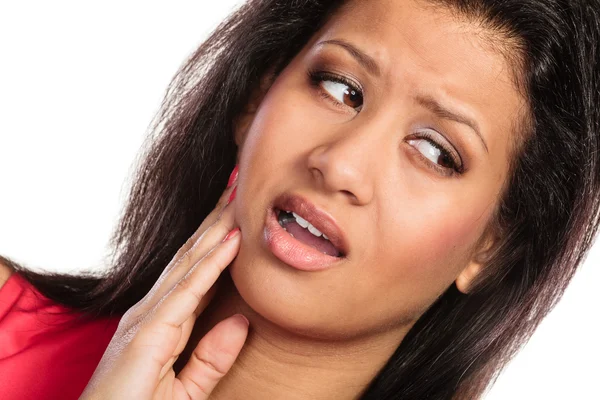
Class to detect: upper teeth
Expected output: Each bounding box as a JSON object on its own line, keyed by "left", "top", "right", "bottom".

{"left": 288, "top": 210, "right": 329, "bottom": 240}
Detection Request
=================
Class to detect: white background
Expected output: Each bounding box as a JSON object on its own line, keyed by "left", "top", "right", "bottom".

{"left": 0, "top": 2, "right": 597, "bottom": 399}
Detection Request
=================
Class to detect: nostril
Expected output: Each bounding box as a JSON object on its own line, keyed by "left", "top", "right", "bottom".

{"left": 341, "top": 189, "right": 358, "bottom": 203}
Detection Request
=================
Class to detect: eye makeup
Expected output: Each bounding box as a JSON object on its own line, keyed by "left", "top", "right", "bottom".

{"left": 306, "top": 68, "right": 364, "bottom": 112}
{"left": 406, "top": 129, "right": 465, "bottom": 178}
{"left": 304, "top": 57, "right": 469, "bottom": 178}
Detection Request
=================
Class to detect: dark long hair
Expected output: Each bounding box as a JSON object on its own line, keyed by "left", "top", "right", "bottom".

{"left": 4, "top": 0, "right": 599, "bottom": 398}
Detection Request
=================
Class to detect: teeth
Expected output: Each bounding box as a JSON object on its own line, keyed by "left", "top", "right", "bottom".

{"left": 292, "top": 212, "right": 309, "bottom": 228}
{"left": 291, "top": 211, "right": 327, "bottom": 239}
{"left": 323, "top": 234, "right": 329, "bottom": 240}
{"left": 307, "top": 224, "right": 322, "bottom": 236}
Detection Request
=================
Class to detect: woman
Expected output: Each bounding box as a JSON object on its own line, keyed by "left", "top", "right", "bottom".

{"left": 1, "top": 0, "right": 599, "bottom": 399}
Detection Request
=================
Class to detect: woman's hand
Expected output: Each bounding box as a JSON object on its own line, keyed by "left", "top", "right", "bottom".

{"left": 80, "top": 167, "right": 247, "bottom": 400}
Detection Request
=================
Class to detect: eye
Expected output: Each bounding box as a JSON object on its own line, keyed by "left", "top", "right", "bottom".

{"left": 307, "top": 69, "right": 364, "bottom": 112}
{"left": 406, "top": 129, "right": 465, "bottom": 177}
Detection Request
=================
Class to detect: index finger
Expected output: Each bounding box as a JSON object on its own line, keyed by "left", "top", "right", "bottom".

{"left": 126, "top": 228, "right": 242, "bottom": 382}
{"left": 167, "top": 167, "right": 238, "bottom": 275}
{"left": 134, "top": 191, "right": 238, "bottom": 316}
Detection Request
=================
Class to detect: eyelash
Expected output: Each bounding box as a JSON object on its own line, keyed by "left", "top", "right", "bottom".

{"left": 306, "top": 68, "right": 465, "bottom": 178}
{"left": 307, "top": 68, "right": 364, "bottom": 112}
{"left": 409, "top": 131, "right": 464, "bottom": 177}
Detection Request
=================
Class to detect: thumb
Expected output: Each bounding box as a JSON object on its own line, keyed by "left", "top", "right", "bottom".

{"left": 176, "top": 314, "right": 249, "bottom": 399}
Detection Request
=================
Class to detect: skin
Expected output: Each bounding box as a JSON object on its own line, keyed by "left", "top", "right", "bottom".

{"left": 5, "top": 0, "right": 527, "bottom": 398}
{"left": 175, "top": 0, "right": 526, "bottom": 398}
{"left": 55, "top": 0, "right": 528, "bottom": 398}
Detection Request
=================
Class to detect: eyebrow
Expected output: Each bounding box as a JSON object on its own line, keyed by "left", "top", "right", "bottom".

{"left": 317, "top": 38, "right": 382, "bottom": 77}
{"left": 317, "top": 38, "right": 489, "bottom": 154}
{"left": 416, "top": 95, "right": 489, "bottom": 154}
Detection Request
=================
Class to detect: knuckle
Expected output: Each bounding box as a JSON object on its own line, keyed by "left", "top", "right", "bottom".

{"left": 119, "top": 309, "right": 138, "bottom": 329}
{"left": 175, "top": 276, "right": 204, "bottom": 303}
{"left": 214, "top": 205, "right": 231, "bottom": 224}
{"left": 119, "top": 308, "right": 142, "bottom": 328}
{"left": 216, "top": 223, "right": 231, "bottom": 238}
{"left": 216, "top": 199, "right": 234, "bottom": 221}
{"left": 214, "top": 207, "right": 225, "bottom": 222}
{"left": 120, "top": 322, "right": 141, "bottom": 344}
{"left": 179, "top": 246, "right": 195, "bottom": 266}
{"left": 176, "top": 274, "right": 193, "bottom": 290}
{"left": 119, "top": 303, "right": 155, "bottom": 336}
{"left": 193, "top": 350, "right": 227, "bottom": 377}
{"left": 125, "top": 310, "right": 159, "bottom": 344}
{"left": 210, "top": 215, "right": 232, "bottom": 238}
{"left": 115, "top": 314, "right": 141, "bottom": 342}
{"left": 216, "top": 194, "right": 228, "bottom": 209}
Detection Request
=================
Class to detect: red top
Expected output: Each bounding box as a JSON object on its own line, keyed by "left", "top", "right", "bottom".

{"left": 0, "top": 272, "right": 121, "bottom": 400}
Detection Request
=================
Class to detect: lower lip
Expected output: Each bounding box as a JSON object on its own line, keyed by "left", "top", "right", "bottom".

{"left": 264, "top": 207, "right": 344, "bottom": 271}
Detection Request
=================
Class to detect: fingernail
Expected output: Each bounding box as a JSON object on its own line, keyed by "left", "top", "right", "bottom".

{"left": 226, "top": 186, "right": 237, "bottom": 205}
{"left": 223, "top": 227, "right": 240, "bottom": 242}
{"left": 234, "top": 313, "right": 249, "bottom": 327}
{"left": 226, "top": 165, "right": 239, "bottom": 188}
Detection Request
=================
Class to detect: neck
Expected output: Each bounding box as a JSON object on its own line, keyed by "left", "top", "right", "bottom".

{"left": 174, "top": 271, "right": 411, "bottom": 400}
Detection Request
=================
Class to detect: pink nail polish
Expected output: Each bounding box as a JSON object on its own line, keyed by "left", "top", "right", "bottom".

{"left": 227, "top": 165, "right": 239, "bottom": 188}
{"left": 227, "top": 186, "right": 237, "bottom": 205}
{"left": 223, "top": 227, "right": 240, "bottom": 242}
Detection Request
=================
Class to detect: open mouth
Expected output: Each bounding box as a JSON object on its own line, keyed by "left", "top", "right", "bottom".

{"left": 275, "top": 208, "right": 344, "bottom": 258}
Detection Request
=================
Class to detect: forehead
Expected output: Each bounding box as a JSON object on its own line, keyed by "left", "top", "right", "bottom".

{"left": 307, "top": 0, "right": 525, "bottom": 156}
{"left": 320, "top": 0, "right": 518, "bottom": 90}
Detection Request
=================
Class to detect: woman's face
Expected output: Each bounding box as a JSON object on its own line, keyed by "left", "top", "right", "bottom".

{"left": 230, "top": 0, "right": 524, "bottom": 339}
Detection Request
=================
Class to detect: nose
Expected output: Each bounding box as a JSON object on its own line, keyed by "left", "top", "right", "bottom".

{"left": 306, "top": 122, "right": 378, "bottom": 205}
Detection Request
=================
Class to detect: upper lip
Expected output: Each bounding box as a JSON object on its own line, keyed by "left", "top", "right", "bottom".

{"left": 272, "top": 192, "right": 349, "bottom": 257}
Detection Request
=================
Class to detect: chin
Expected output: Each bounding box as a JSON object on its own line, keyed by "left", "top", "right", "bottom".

{"left": 228, "top": 239, "right": 357, "bottom": 339}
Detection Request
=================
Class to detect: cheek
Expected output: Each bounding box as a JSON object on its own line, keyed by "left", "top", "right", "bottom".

{"left": 416, "top": 203, "right": 486, "bottom": 264}
{"left": 235, "top": 76, "right": 318, "bottom": 229}
{"left": 370, "top": 195, "right": 491, "bottom": 309}
{"left": 241, "top": 92, "right": 307, "bottom": 166}
{"left": 240, "top": 65, "right": 340, "bottom": 166}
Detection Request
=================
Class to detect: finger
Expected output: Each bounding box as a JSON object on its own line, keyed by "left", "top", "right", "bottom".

{"left": 154, "top": 165, "right": 238, "bottom": 287}
{"left": 137, "top": 166, "right": 238, "bottom": 314}
{"left": 173, "top": 177, "right": 238, "bottom": 265}
{"left": 182, "top": 165, "right": 239, "bottom": 255}
{"left": 140, "top": 200, "right": 237, "bottom": 311}
{"left": 200, "top": 165, "right": 239, "bottom": 229}
{"left": 156, "top": 283, "right": 219, "bottom": 381}
{"left": 177, "top": 314, "right": 249, "bottom": 399}
{"left": 129, "top": 229, "right": 241, "bottom": 372}
{"left": 162, "top": 175, "right": 238, "bottom": 279}
{"left": 153, "top": 228, "right": 241, "bottom": 327}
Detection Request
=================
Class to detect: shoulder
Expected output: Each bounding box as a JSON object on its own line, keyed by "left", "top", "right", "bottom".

{"left": 0, "top": 259, "right": 14, "bottom": 291}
